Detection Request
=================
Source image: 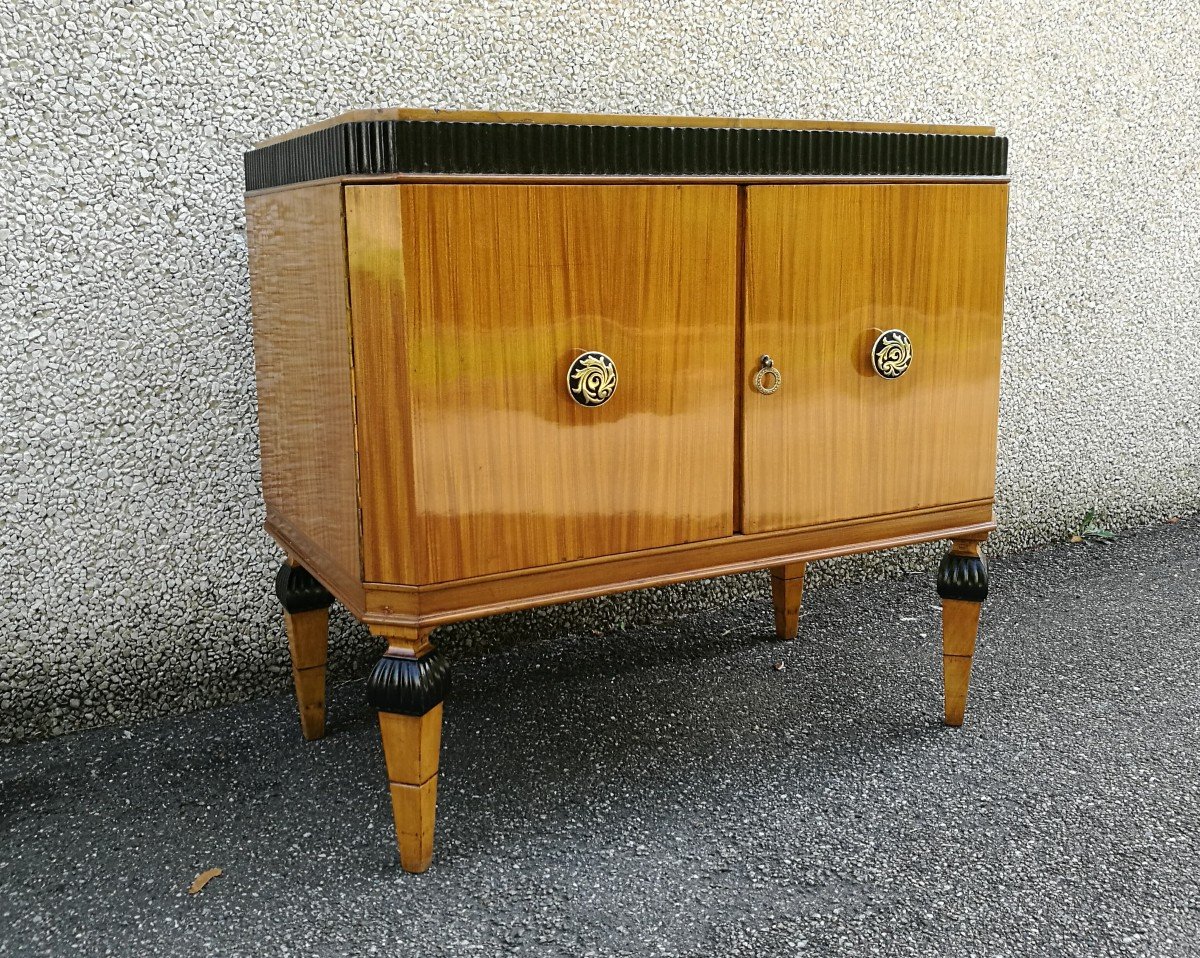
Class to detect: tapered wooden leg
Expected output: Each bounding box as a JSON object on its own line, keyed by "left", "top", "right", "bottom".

{"left": 936, "top": 540, "right": 988, "bottom": 727}
{"left": 381, "top": 707, "right": 442, "bottom": 872}
{"left": 275, "top": 561, "right": 334, "bottom": 741}
{"left": 770, "top": 562, "right": 807, "bottom": 639}
{"left": 285, "top": 607, "right": 329, "bottom": 740}
{"left": 941, "top": 599, "right": 981, "bottom": 726}
{"left": 368, "top": 627, "right": 450, "bottom": 874}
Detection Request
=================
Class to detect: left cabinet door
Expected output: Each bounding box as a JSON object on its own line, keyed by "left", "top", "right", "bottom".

{"left": 346, "top": 184, "right": 738, "bottom": 584}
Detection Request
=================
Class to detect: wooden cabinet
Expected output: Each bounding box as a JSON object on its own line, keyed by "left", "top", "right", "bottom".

{"left": 245, "top": 110, "right": 1010, "bottom": 872}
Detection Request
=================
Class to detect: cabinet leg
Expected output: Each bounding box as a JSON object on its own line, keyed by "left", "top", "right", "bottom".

{"left": 936, "top": 540, "right": 989, "bottom": 727}
{"left": 770, "top": 562, "right": 807, "bottom": 639}
{"left": 275, "top": 561, "right": 334, "bottom": 741}
{"left": 367, "top": 627, "right": 450, "bottom": 873}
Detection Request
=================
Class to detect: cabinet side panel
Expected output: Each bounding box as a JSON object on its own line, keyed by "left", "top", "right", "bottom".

{"left": 247, "top": 184, "right": 362, "bottom": 594}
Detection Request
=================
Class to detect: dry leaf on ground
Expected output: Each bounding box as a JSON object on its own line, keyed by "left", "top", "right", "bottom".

{"left": 188, "top": 868, "right": 223, "bottom": 895}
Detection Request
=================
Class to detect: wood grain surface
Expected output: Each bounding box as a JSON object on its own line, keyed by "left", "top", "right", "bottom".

{"left": 247, "top": 184, "right": 362, "bottom": 590}
{"left": 346, "top": 183, "right": 738, "bottom": 583}
{"left": 742, "top": 183, "right": 1009, "bottom": 533}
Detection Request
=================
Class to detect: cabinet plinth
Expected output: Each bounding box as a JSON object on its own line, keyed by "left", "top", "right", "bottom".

{"left": 246, "top": 110, "right": 1009, "bottom": 871}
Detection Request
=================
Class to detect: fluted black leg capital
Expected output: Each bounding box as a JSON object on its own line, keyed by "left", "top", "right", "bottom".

{"left": 275, "top": 561, "right": 334, "bottom": 613}
{"left": 367, "top": 646, "right": 451, "bottom": 717}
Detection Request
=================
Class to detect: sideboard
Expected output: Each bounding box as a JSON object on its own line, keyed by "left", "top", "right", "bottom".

{"left": 244, "top": 109, "right": 1008, "bottom": 872}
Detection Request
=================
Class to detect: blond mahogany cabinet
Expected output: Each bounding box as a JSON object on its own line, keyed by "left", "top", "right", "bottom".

{"left": 245, "top": 110, "right": 1008, "bottom": 872}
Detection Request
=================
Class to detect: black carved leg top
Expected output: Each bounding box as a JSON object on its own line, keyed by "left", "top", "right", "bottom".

{"left": 936, "top": 546, "right": 989, "bottom": 603}
{"left": 275, "top": 561, "right": 335, "bottom": 613}
{"left": 367, "top": 647, "right": 451, "bottom": 716}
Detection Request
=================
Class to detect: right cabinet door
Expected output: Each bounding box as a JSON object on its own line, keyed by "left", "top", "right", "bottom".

{"left": 742, "top": 184, "right": 1009, "bottom": 534}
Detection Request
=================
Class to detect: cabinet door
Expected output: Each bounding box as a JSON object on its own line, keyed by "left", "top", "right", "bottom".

{"left": 347, "top": 184, "right": 737, "bottom": 583}
{"left": 742, "top": 184, "right": 1008, "bottom": 533}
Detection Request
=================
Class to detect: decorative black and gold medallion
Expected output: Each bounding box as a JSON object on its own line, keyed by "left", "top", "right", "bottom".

{"left": 871, "top": 329, "right": 913, "bottom": 379}
{"left": 567, "top": 351, "right": 618, "bottom": 407}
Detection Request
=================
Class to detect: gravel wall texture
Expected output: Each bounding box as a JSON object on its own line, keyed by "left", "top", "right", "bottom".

{"left": 3, "top": 1, "right": 1198, "bottom": 743}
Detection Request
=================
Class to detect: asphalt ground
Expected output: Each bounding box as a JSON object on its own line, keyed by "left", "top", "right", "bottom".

{"left": 2, "top": 516, "right": 1199, "bottom": 957}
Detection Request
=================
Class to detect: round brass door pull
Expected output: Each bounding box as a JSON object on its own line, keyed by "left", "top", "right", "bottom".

{"left": 753, "top": 355, "right": 781, "bottom": 395}
{"left": 568, "top": 351, "right": 618, "bottom": 407}
{"left": 871, "top": 329, "right": 913, "bottom": 379}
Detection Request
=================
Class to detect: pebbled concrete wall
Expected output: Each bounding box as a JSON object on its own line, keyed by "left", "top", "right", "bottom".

{"left": 3, "top": 1, "right": 1197, "bottom": 743}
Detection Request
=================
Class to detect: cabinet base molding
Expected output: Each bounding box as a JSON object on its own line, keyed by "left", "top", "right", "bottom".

{"left": 264, "top": 503, "right": 994, "bottom": 630}
{"left": 360, "top": 521, "right": 995, "bottom": 628}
